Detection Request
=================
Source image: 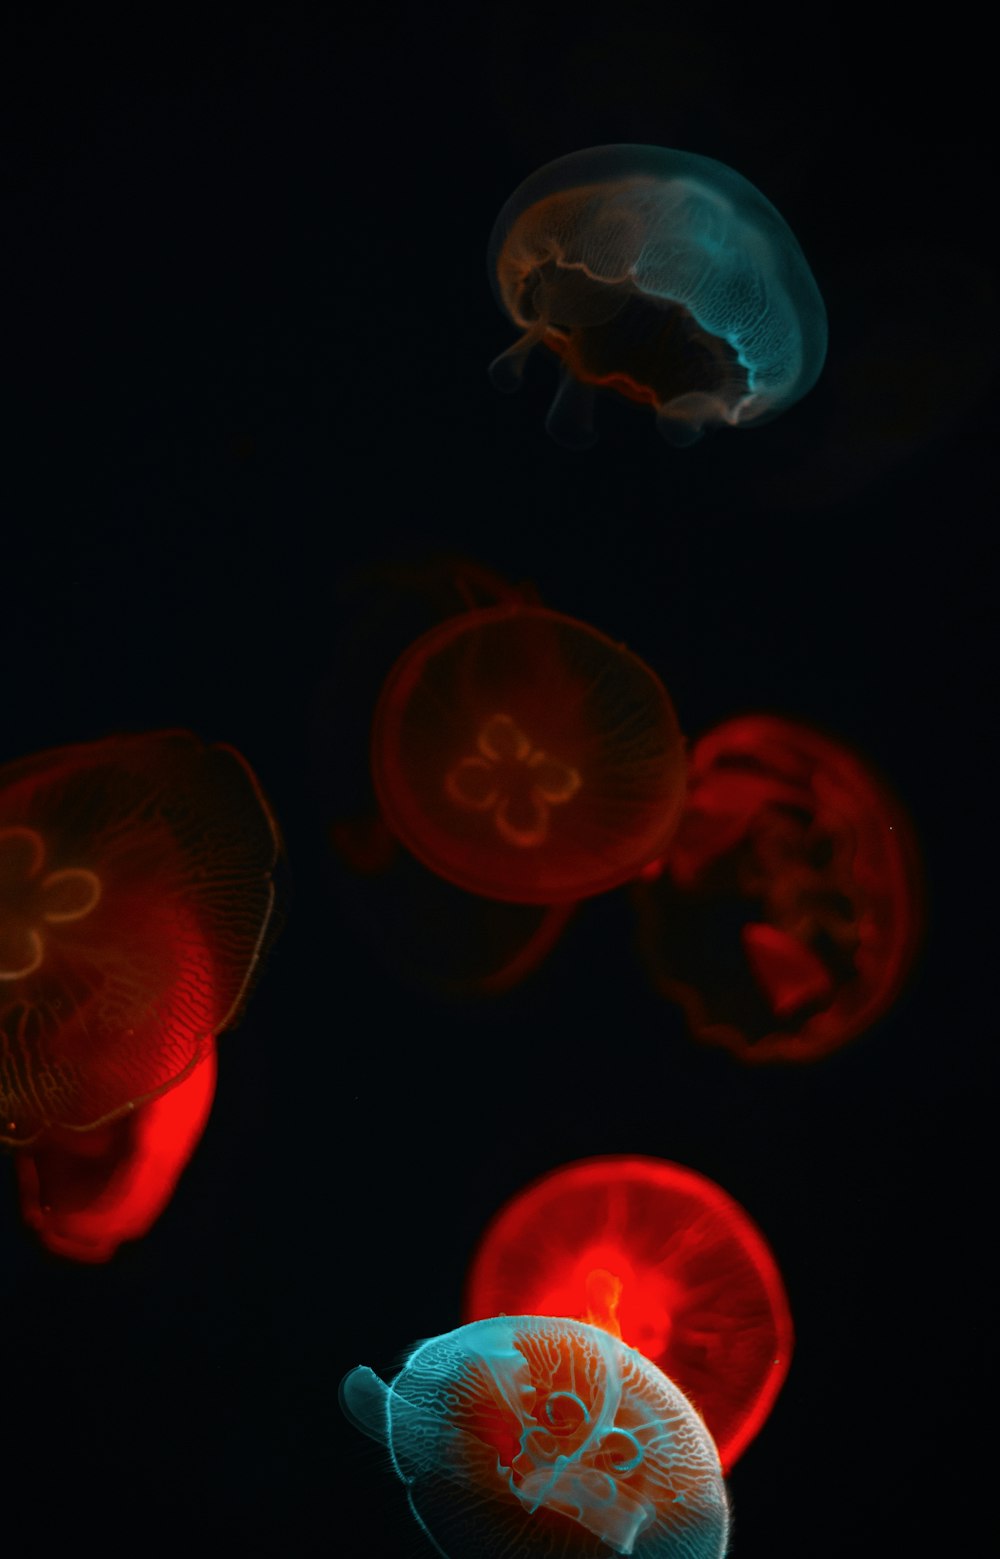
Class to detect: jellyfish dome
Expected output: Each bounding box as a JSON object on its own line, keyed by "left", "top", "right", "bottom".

{"left": 322, "top": 556, "right": 575, "bottom": 994}
{"left": 464, "top": 1156, "right": 793, "bottom": 1470}
{"left": 0, "top": 730, "right": 280, "bottom": 1143}
{"left": 341, "top": 1314, "right": 730, "bottom": 1559}
{"left": 488, "top": 144, "right": 827, "bottom": 447}
{"left": 371, "top": 605, "right": 686, "bottom": 904}
{"left": 632, "top": 715, "right": 922, "bottom": 1062}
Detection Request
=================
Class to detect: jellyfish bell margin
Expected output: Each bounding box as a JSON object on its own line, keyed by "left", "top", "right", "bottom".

{"left": 488, "top": 143, "right": 827, "bottom": 448}
{"left": 463, "top": 1154, "right": 793, "bottom": 1472}
{"left": 371, "top": 604, "right": 687, "bottom": 906}
{"left": 341, "top": 1314, "right": 730, "bottom": 1559}
{"left": 14, "top": 1043, "right": 217, "bottom": 1263}
{"left": 0, "top": 729, "right": 283, "bottom": 1259}
{"left": 632, "top": 714, "right": 923, "bottom": 1063}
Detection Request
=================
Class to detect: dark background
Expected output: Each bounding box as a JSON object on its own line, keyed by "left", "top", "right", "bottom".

{"left": 1, "top": 10, "right": 994, "bottom": 1557}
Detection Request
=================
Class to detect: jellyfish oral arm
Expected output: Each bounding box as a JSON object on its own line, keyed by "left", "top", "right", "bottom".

{"left": 14, "top": 1044, "right": 217, "bottom": 1263}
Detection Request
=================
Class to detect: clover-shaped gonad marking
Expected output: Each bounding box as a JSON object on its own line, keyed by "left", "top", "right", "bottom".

{"left": 0, "top": 825, "right": 101, "bottom": 981}
{"left": 444, "top": 714, "right": 582, "bottom": 848}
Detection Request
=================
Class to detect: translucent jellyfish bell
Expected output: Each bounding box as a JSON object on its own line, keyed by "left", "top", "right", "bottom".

{"left": 463, "top": 1156, "right": 792, "bottom": 1470}
{"left": 341, "top": 1314, "right": 730, "bottom": 1559}
{"left": 632, "top": 715, "right": 923, "bottom": 1062}
{"left": 489, "top": 144, "right": 827, "bottom": 447}
{"left": 371, "top": 605, "right": 686, "bottom": 904}
{"left": 322, "top": 556, "right": 575, "bottom": 994}
{"left": 0, "top": 730, "right": 281, "bottom": 1258}
{"left": 0, "top": 730, "right": 279, "bottom": 1142}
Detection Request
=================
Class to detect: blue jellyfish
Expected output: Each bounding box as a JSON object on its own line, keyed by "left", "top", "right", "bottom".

{"left": 340, "top": 1314, "right": 730, "bottom": 1559}
{"left": 488, "top": 144, "right": 827, "bottom": 448}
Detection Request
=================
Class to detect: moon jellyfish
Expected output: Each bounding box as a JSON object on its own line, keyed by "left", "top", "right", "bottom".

{"left": 372, "top": 605, "right": 686, "bottom": 904}
{"left": 464, "top": 1157, "right": 791, "bottom": 1470}
{"left": 340, "top": 1314, "right": 730, "bottom": 1559}
{"left": 0, "top": 730, "right": 281, "bottom": 1255}
{"left": 489, "top": 144, "right": 827, "bottom": 447}
{"left": 320, "top": 557, "right": 575, "bottom": 992}
{"left": 632, "top": 715, "right": 922, "bottom": 1062}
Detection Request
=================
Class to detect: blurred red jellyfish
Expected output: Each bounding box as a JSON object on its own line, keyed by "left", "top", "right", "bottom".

{"left": 0, "top": 730, "right": 281, "bottom": 1259}
{"left": 463, "top": 1154, "right": 792, "bottom": 1471}
{"left": 372, "top": 605, "right": 686, "bottom": 905}
{"left": 633, "top": 714, "right": 922, "bottom": 1062}
{"left": 321, "top": 558, "right": 576, "bottom": 996}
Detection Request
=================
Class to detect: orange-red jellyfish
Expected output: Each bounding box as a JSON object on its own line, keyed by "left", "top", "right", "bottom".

{"left": 463, "top": 1155, "right": 792, "bottom": 1471}
{"left": 323, "top": 558, "right": 575, "bottom": 994}
{"left": 0, "top": 730, "right": 280, "bottom": 1257}
{"left": 632, "top": 714, "right": 922, "bottom": 1062}
{"left": 371, "top": 605, "right": 686, "bottom": 904}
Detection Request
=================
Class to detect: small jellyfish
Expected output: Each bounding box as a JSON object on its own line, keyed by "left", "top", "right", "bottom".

{"left": 463, "top": 1156, "right": 792, "bottom": 1470}
{"left": 341, "top": 1314, "right": 730, "bottom": 1559}
{"left": 632, "top": 715, "right": 922, "bottom": 1062}
{"left": 320, "top": 556, "right": 573, "bottom": 993}
{"left": 0, "top": 730, "right": 281, "bottom": 1254}
{"left": 372, "top": 604, "right": 686, "bottom": 904}
{"left": 489, "top": 144, "right": 827, "bottom": 447}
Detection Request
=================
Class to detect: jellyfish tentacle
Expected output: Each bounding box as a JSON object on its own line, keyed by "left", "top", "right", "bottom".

{"left": 488, "top": 325, "right": 545, "bottom": 392}
{"left": 544, "top": 368, "right": 598, "bottom": 449}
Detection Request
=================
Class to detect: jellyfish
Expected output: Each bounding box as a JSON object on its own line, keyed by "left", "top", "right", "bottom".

{"left": 632, "top": 715, "right": 922, "bottom": 1062}
{"left": 372, "top": 604, "right": 686, "bottom": 904}
{"left": 340, "top": 1314, "right": 730, "bottom": 1559}
{"left": 0, "top": 730, "right": 281, "bottom": 1254}
{"left": 488, "top": 144, "right": 827, "bottom": 447}
{"left": 463, "top": 1156, "right": 792, "bottom": 1471}
{"left": 319, "top": 557, "right": 574, "bottom": 993}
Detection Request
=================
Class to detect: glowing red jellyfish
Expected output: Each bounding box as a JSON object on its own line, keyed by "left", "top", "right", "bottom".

{"left": 0, "top": 730, "right": 280, "bottom": 1257}
{"left": 463, "top": 1155, "right": 792, "bottom": 1470}
{"left": 14, "top": 1043, "right": 217, "bottom": 1263}
{"left": 323, "top": 558, "right": 574, "bottom": 995}
{"left": 633, "top": 714, "right": 922, "bottom": 1062}
{"left": 372, "top": 605, "right": 686, "bottom": 904}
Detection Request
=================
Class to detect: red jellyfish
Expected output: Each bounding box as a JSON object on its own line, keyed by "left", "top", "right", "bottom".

{"left": 463, "top": 1155, "right": 792, "bottom": 1471}
{"left": 322, "top": 558, "right": 574, "bottom": 995}
{"left": 372, "top": 605, "right": 686, "bottom": 904}
{"left": 0, "top": 730, "right": 281, "bottom": 1259}
{"left": 632, "top": 715, "right": 922, "bottom": 1062}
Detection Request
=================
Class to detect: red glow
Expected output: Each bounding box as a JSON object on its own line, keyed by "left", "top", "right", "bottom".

{"left": 14, "top": 1045, "right": 216, "bottom": 1263}
{"left": 321, "top": 560, "right": 579, "bottom": 995}
{"left": 463, "top": 1155, "right": 793, "bottom": 1470}
{"left": 332, "top": 821, "right": 576, "bottom": 996}
{"left": 0, "top": 731, "right": 279, "bottom": 1143}
{"left": 372, "top": 606, "right": 686, "bottom": 904}
{"left": 633, "top": 715, "right": 922, "bottom": 1062}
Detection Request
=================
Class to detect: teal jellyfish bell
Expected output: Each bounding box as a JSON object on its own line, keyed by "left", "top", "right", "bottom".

{"left": 341, "top": 1314, "right": 730, "bottom": 1559}
{"left": 489, "top": 144, "right": 827, "bottom": 448}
